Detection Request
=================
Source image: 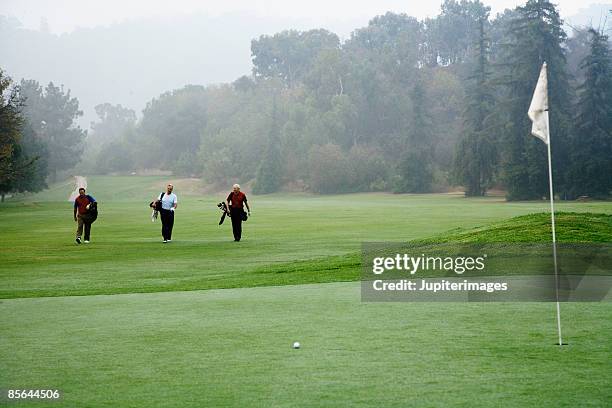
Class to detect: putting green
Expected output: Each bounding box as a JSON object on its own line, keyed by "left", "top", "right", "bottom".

{"left": 1, "top": 283, "right": 610, "bottom": 407}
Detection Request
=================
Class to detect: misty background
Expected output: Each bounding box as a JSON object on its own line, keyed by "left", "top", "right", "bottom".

{"left": 1, "top": 1, "right": 609, "bottom": 127}
{"left": 0, "top": 0, "right": 611, "bottom": 201}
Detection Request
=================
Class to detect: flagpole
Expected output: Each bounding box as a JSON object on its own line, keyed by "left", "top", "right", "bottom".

{"left": 529, "top": 62, "right": 564, "bottom": 345}
{"left": 544, "top": 108, "right": 563, "bottom": 346}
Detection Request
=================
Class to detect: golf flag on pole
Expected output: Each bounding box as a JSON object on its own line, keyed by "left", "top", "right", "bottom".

{"left": 528, "top": 62, "right": 564, "bottom": 346}
{"left": 528, "top": 62, "right": 549, "bottom": 144}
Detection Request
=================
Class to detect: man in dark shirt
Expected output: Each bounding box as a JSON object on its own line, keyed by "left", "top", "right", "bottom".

{"left": 226, "top": 184, "right": 251, "bottom": 242}
{"left": 73, "top": 187, "right": 96, "bottom": 244}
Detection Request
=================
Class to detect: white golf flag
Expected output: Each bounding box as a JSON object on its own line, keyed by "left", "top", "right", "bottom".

{"left": 528, "top": 62, "right": 549, "bottom": 144}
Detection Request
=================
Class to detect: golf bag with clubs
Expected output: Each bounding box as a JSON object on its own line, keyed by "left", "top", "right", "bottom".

{"left": 217, "top": 201, "right": 247, "bottom": 225}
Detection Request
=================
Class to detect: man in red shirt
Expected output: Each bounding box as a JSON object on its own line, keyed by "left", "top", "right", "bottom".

{"left": 226, "top": 184, "right": 251, "bottom": 241}
{"left": 73, "top": 187, "right": 96, "bottom": 244}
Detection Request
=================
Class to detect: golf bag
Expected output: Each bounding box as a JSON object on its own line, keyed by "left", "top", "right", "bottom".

{"left": 149, "top": 192, "right": 165, "bottom": 211}
{"left": 217, "top": 201, "right": 247, "bottom": 225}
{"left": 149, "top": 192, "right": 165, "bottom": 222}
{"left": 82, "top": 201, "right": 98, "bottom": 224}
{"left": 217, "top": 202, "right": 229, "bottom": 225}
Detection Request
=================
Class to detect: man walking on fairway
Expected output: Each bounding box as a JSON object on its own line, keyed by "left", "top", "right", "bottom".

{"left": 73, "top": 187, "right": 96, "bottom": 244}
{"left": 156, "top": 184, "right": 178, "bottom": 243}
{"left": 226, "top": 184, "right": 250, "bottom": 242}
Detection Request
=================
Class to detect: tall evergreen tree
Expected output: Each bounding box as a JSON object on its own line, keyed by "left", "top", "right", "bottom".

{"left": 566, "top": 28, "right": 612, "bottom": 198}
{"left": 253, "top": 99, "right": 283, "bottom": 194}
{"left": 11, "top": 121, "right": 48, "bottom": 193}
{"left": 497, "top": 0, "right": 572, "bottom": 200}
{"left": 454, "top": 16, "right": 497, "bottom": 196}
{"left": 395, "top": 80, "right": 435, "bottom": 193}
{"left": 19, "top": 80, "right": 86, "bottom": 181}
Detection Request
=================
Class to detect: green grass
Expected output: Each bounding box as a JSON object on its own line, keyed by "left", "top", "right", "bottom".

{"left": 1, "top": 176, "right": 611, "bottom": 407}
{"left": 1, "top": 284, "right": 611, "bottom": 407}
{"left": 1, "top": 177, "right": 612, "bottom": 298}
{"left": 429, "top": 212, "right": 612, "bottom": 243}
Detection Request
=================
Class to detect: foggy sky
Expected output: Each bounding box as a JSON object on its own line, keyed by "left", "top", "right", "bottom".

{"left": 1, "top": 0, "right": 609, "bottom": 130}
{"left": 1, "top": 0, "right": 605, "bottom": 36}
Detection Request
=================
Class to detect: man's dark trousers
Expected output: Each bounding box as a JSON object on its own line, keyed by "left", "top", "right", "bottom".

{"left": 77, "top": 214, "right": 92, "bottom": 241}
{"left": 160, "top": 208, "right": 174, "bottom": 240}
{"left": 230, "top": 207, "right": 243, "bottom": 241}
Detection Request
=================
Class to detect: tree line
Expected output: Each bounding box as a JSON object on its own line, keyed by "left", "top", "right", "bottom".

{"left": 1, "top": 0, "right": 610, "bottom": 200}
{"left": 0, "top": 76, "right": 86, "bottom": 200}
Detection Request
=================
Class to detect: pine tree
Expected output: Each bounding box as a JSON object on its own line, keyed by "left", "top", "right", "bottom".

{"left": 497, "top": 0, "right": 572, "bottom": 200}
{"left": 10, "top": 122, "right": 48, "bottom": 194}
{"left": 566, "top": 29, "right": 612, "bottom": 198}
{"left": 454, "top": 17, "right": 497, "bottom": 196}
{"left": 395, "top": 80, "right": 435, "bottom": 193}
{"left": 253, "top": 100, "right": 283, "bottom": 194}
{"left": 19, "top": 80, "right": 86, "bottom": 181}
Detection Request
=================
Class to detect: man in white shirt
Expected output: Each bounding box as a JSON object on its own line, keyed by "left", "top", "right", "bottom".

{"left": 157, "top": 183, "right": 178, "bottom": 243}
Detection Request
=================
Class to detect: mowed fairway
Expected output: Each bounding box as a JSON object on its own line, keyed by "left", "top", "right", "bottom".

{"left": 2, "top": 176, "right": 612, "bottom": 298}
{"left": 1, "top": 176, "right": 611, "bottom": 407}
